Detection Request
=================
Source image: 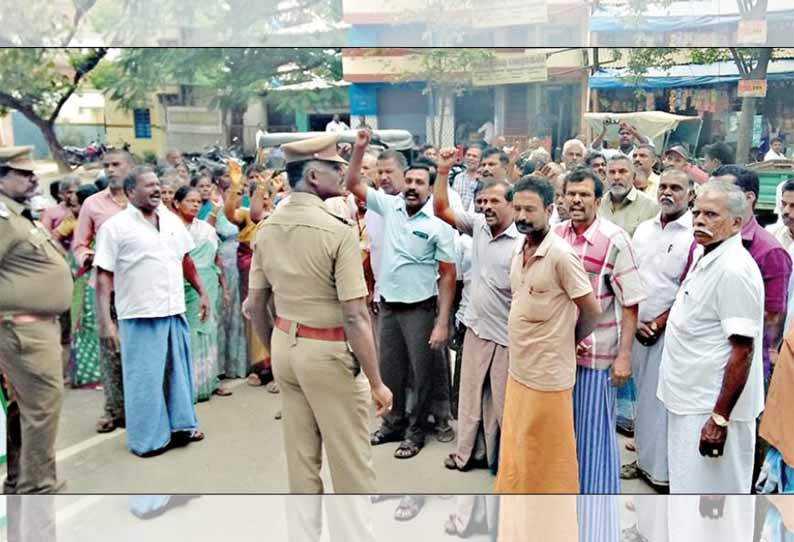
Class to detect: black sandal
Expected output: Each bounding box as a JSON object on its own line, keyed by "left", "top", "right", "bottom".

{"left": 394, "top": 440, "right": 423, "bottom": 459}
{"left": 394, "top": 496, "right": 422, "bottom": 521}
{"left": 444, "top": 453, "right": 460, "bottom": 470}
{"left": 370, "top": 428, "right": 404, "bottom": 446}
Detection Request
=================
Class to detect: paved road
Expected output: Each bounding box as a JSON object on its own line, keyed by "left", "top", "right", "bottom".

{"left": 2, "top": 378, "right": 655, "bottom": 494}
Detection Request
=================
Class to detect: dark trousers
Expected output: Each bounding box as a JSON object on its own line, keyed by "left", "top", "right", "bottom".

{"left": 378, "top": 297, "right": 439, "bottom": 445}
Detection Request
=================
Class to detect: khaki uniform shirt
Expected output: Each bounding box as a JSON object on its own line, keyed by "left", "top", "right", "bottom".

{"left": 249, "top": 192, "right": 368, "bottom": 329}
{"left": 0, "top": 193, "right": 73, "bottom": 315}
{"left": 507, "top": 230, "right": 593, "bottom": 391}
{"left": 599, "top": 186, "right": 659, "bottom": 237}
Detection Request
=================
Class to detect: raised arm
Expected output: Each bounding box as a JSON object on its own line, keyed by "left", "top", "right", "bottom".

{"left": 224, "top": 162, "right": 245, "bottom": 226}
{"left": 345, "top": 129, "right": 372, "bottom": 203}
{"left": 433, "top": 148, "right": 459, "bottom": 228}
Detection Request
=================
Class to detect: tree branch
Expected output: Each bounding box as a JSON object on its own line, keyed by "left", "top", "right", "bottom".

{"left": 61, "top": 0, "right": 98, "bottom": 46}
{"left": 47, "top": 48, "right": 108, "bottom": 125}
{"left": 729, "top": 47, "right": 750, "bottom": 78}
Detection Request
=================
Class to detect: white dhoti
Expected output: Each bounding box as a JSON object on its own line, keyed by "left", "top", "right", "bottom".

{"left": 668, "top": 495, "right": 755, "bottom": 542}
{"left": 635, "top": 495, "right": 669, "bottom": 542}
{"left": 632, "top": 336, "right": 669, "bottom": 485}
{"left": 667, "top": 412, "right": 756, "bottom": 493}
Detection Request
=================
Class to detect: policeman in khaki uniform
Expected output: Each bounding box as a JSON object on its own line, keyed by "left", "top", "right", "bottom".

{"left": 0, "top": 146, "right": 73, "bottom": 493}
{"left": 247, "top": 134, "right": 392, "bottom": 496}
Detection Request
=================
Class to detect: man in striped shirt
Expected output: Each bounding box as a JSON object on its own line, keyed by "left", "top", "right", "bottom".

{"left": 554, "top": 167, "right": 646, "bottom": 493}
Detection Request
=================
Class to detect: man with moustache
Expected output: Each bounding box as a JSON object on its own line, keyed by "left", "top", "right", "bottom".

{"left": 768, "top": 179, "right": 794, "bottom": 250}
{"left": 599, "top": 157, "right": 657, "bottom": 438}
{"left": 562, "top": 139, "right": 587, "bottom": 171}
{"left": 712, "top": 165, "right": 791, "bottom": 386}
{"left": 479, "top": 148, "right": 510, "bottom": 183}
{"left": 348, "top": 134, "right": 457, "bottom": 462}
{"left": 0, "top": 147, "right": 73, "bottom": 493}
{"left": 599, "top": 155, "right": 659, "bottom": 237}
{"left": 73, "top": 149, "right": 134, "bottom": 433}
{"left": 433, "top": 148, "right": 519, "bottom": 474}
{"left": 94, "top": 167, "right": 207, "bottom": 457}
{"left": 555, "top": 167, "right": 646, "bottom": 493}
{"left": 658, "top": 180, "right": 765, "bottom": 492}
{"left": 452, "top": 145, "right": 483, "bottom": 211}
{"left": 585, "top": 152, "right": 607, "bottom": 182}
{"left": 592, "top": 121, "right": 652, "bottom": 159}
{"left": 621, "top": 169, "right": 700, "bottom": 489}
{"left": 496, "top": 175, "right": 601, "bottom": 492}
{"left": 632, "top": 144, "right": 660, "bottom": 198}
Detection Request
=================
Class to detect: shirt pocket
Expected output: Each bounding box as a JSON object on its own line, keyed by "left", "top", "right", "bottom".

{"left": 401, "top": 229, "right": 435, "bottom": 262}
{"left": 524, "top": 283, "right": 557, "bottom": 323}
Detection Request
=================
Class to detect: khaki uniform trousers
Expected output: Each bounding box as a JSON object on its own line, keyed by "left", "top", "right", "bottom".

{"left": 271, "top": 324, "right": 376, "bottom": 494}
{"left": 0, "top": 318, "right": 64, "bottom": 493}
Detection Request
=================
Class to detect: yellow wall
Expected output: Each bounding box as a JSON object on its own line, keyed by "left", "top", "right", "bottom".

{"left": 104, "top": 95, "right": 167, "bottom": 157}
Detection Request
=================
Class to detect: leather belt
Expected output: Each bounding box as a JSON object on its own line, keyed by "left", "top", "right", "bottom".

{"left": 0, "top": 313, "right": 57, "bottom": 325}
{"left": 274, "top": 317, "right": 346, "bottom": 342}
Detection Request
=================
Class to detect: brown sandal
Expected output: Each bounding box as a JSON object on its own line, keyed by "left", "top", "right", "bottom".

{"left": 213, "top": 387, "right": 233, "bottom": 397}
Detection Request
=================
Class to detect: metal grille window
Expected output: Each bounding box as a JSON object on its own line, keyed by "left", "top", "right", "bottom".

{"left": 133, "top": 108, "right": 152, "bottom": 139}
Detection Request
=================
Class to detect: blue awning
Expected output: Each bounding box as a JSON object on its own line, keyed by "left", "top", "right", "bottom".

{"left": 591, "top": 0, "right": 794, "bottom": 32}
{"left": 590, "top": 60, "right": 794, "bottom": 90}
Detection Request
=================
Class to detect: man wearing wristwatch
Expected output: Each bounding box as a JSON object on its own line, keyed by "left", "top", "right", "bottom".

{"left": 658, "top": 180, "right": 765, "bottom": 493}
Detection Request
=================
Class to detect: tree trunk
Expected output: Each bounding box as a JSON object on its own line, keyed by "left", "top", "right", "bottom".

{"left": 37, "top": 120, "right": 71, "bottom": 173}
{"left": 735, "top": 49, "right": 772, "bottom": 164}
{"left": 437, "top": 90, "right": 447, "bottom": 147}
{"left": 228, "top": 104, "right": 247, "bottom": 147}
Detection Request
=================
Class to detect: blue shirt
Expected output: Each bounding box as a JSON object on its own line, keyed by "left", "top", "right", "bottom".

{"left": 366, "top": 187, "right": 455, "bottom": 303}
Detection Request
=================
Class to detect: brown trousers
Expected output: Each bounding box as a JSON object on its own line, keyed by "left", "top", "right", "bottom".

{"left": 0, "top": 319, "right": 64, "bottom": 493}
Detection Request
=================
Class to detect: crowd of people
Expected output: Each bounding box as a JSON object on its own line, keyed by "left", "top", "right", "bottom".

{"left": 0, "top": 115, "right": 792, "bottom": 509}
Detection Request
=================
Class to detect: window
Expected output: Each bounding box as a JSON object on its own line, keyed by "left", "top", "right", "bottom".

{"left": 133, "top": 108, "right": 152, "bottom": 139}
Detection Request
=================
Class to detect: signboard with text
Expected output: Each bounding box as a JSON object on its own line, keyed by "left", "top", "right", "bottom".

{"left": 738, "top": 79, "right": 768, "bottom": 98}
{"left": 737, "top": 19, "right": 768, "bottom": 46}
{"left": 469, "top": 0, "right": 548, "bottom": 27}
{"left": 472, "top": 52, "right": 548, "bottom": 87}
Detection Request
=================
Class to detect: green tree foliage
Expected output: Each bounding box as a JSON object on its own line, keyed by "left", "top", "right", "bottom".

{"left": 95, "top": 48, "right": 342, "bottom": 145}
{"left": 1, "top": 0, "right": 344, "bottom": 47}
{"left": 0, "top": 48, "right": 108, "bottom": 171}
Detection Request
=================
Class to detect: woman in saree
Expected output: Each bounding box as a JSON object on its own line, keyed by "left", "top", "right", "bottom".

{"left": 222, "top": 163, "right": 277, "bottom": 390}
{"left": 55, "top": 184, "right": 102, "bottom": 388}
{"left": 173, "top": 185, "right": 232, "bottom": 402}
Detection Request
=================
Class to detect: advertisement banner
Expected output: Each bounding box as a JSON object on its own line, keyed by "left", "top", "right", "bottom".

{"left": 473, "top": 52, "right": 548, "bottom": 87}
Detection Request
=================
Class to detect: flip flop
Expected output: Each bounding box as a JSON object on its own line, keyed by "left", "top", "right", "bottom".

{"left": 394, "top": 496, "right": 422, "bottom": 521}
{"left": 625, "top": 442, "right": 637, "bottom": 452}
{"left": 444, "top": 515, "right": 460, "bottom": 535}
{"left": 444, "top": 453, "right": 460, "bottom": 470}
{"left": 436, "top": 423, "right": 455, "bottom": 443}
{"left": 213, "top": 388, "right": 233, "bottom": 397}
{"left": 621, "top": 461, "right": 639, "bottom": 480}
{"left": 394, "top": 440, "right": 423, "bottom": 459}
{"left": 265, "top": 381, "right": 279, "bottom": 394}
{"left": 247, "top": 374, "right": 262, "bottom": 386}
{"left": 371, "top": 428, "right": 404, "bottom": 446}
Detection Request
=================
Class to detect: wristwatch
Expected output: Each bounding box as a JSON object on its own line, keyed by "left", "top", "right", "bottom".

{"left": 711, "top": 413, "right": 729, "bottom": 428}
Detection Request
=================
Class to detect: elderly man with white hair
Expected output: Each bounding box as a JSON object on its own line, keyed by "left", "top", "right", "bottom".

{"left": 658, "top": 180, "right": 765, "bottom": 493}
{"left": 562, "top": 139, "right": 587, "bottom": 171}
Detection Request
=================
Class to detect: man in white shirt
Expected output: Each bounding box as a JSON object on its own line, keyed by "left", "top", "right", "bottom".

{"left": 623, "top": 169, "right": 699, "bottom": 488}
{"left": 325, "top": 114, "right": 349, "bottom": 133}
{"left": 94, "top": 167, "right": 208, "bottom": 457}
{"left": 477, "top": 121, "right": 495, "bottom": 146}
{"left": 765, "top": 138, "right": 787, "bottom": 161}
{"left": 658, "top": 180, "right": 765, "bottom": 493}
{"left": 769, "top": 179, "right": 794, "bottom": 250}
